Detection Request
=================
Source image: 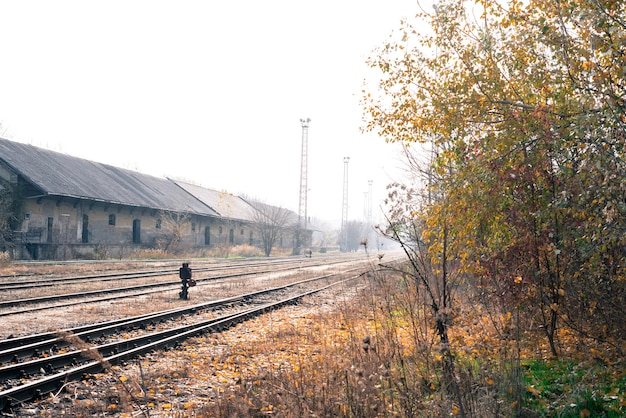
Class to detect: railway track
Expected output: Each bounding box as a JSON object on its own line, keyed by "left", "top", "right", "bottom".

{"left": 0, "top": 255, "right": 348, "bottom": 291}
{"left": 0, "top": 267, "right": 366, "bottom": 411}
{"left": 0, "top": 255, "right": 362, "bottom": 316}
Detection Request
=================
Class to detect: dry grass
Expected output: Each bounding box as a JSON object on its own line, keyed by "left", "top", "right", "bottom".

{"left": 11, "top": 271, "right": 499, "bottom": 417}
{"left": 7, "top": 259, "right": 623, "bottom": 417}
{"left": 0, "top": 251, "right": 10, "bottom": 268}
{"left": 0, "top": 259, "right": 166, "bottom": 278}
{"left": 182, "top": 244, "right": 282, "bottom": 259}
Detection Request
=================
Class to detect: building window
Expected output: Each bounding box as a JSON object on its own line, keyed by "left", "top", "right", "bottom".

{"left": 192, "top": 223, "right": 196, "bottom": 232}
{"left": 108, "top": 214, "right": 116, "bottom": 226}
{"left": 240, "top": 228, "right": 244, "bottom": 235}
{"left": 156, "top": 219, "right": 161, "bottom": 229}
{"left": 25, "top": 213, "right": 31, "bottom": 221}
{"left": 219, "top": 226, "right": 223, "bottom": 234}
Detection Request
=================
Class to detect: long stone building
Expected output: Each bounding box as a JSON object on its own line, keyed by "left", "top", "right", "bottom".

{"left": 0, "top": 137, "right": 307, "bottom": 259}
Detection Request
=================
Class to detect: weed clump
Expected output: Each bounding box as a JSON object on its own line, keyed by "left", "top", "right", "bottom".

{"left": 0, "top": 250, "right": 10, "bottom": 267}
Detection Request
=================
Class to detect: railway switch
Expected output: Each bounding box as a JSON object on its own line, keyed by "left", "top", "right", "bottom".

{"left": 179, "top": 262, "right": 195, "bottom": 299}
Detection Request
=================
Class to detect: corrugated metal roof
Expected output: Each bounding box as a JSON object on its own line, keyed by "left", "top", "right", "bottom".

{"left": 242, "top": 198, "right": 316, "bottom": 231}
{"left": 172, "top": 180, "right": 256, "bottom": 221}
{"left": 243, "top": 198, "right": 299, "bottom": 224}
{"left": 0, "top": 137, "right": 218, "bottom": 217}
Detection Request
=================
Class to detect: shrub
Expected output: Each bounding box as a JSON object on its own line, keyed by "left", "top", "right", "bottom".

{"left": 0, "top": 251, "right": 10, "bottom": 267}
{"left": 133, "top": 249, "right": 173, "bottom": 259}
{"left": 229, "top": 244, "right": 264, "bottom": 258}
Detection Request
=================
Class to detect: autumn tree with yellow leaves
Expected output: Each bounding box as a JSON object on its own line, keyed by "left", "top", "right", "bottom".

{"left": 363, "top": 0, "right": 625, "bottom": 372}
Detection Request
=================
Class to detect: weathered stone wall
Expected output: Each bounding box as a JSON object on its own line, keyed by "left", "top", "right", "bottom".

{"left": 15, "top": 197, "right": 266, "bottom": 259}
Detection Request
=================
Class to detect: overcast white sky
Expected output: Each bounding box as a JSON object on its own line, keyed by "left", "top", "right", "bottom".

{"left": 0, "top": 1, "right": 420, "bottom": 225}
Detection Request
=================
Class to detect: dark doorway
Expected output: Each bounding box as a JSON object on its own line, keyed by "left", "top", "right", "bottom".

{"left": 204, "top": 226, "right": 210, "bottom": 245}
{"left": 133, "top": 219, "right": 141, "bottom": 244}
{"left": 82, "top": 214, "right": 89, "bottom": 243}
{"left": 47, "top": 217, "right": 53, "bottom": 243}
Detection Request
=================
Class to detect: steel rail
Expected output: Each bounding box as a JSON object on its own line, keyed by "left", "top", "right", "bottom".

{"left": 0, "top": 295, "right": 244, "bottom": 363}
{"left": 0, "top": 257, "right": 355, "bottom": 313}
{"left": 0, "top": 256, "right": 324, "bottom": 290}
{"left": 0, "top": 269, "right": 349, "bottom": 365}
{"left": 0, "top": 275, "right": 360, "bottom": 411}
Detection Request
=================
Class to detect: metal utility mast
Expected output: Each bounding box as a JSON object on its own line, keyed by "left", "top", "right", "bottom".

{"left": 341, "top": 157, "right": 350, "bottom": 251}
{"left": 367, "top": 180, "right": 373, "bottom": 224}
{"left": 298, "top": 118, "right": 311, "bottom": 235}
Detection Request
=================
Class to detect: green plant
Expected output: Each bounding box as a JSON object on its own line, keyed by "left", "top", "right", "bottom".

{"left": 522, "top": 359, "right": 626, "bottom": 416}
